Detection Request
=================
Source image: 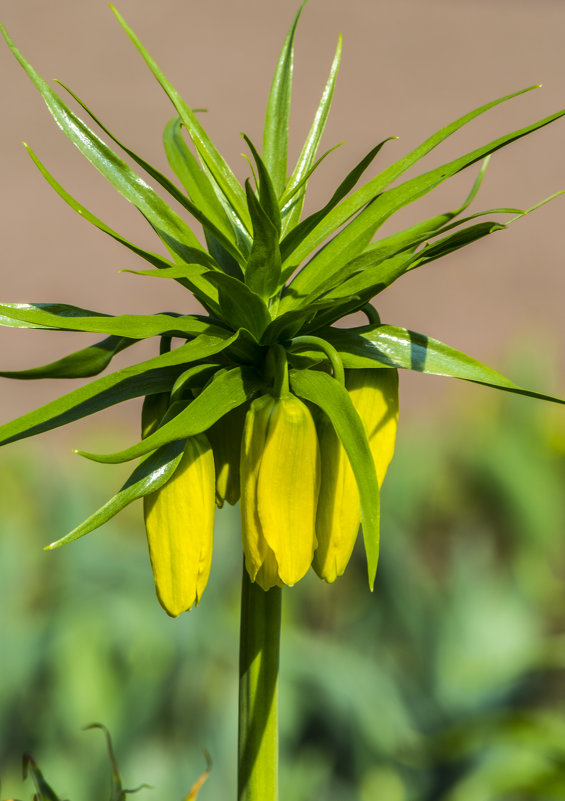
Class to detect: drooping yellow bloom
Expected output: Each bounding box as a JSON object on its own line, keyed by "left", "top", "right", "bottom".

{"left": 240, "top": 393, "right": 321, "bottom": 591}
{"left": 206, "top": 404, "right": 247, "bottom": 508}
{"left": 313, "top": 368, "right": 399, "bottom": 583}
{"left": 143, "top": 434, "right": 215, "bottom": 616}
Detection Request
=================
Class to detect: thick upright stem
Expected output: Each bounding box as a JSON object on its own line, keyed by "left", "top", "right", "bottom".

{"left": 238, "top": 566, "right": 282, "bottom": 801}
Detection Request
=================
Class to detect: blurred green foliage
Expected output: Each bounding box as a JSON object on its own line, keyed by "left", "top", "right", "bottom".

{"left": 1, "top": 373, "right": 564, "bottom": 801}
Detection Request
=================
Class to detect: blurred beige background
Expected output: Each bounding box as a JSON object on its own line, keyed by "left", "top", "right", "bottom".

{"left": 0, "top": 0, "right": 564, "bottom": 440}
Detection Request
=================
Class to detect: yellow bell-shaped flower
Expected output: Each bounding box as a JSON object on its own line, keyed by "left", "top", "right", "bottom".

{"left": 240, "top": 393, "right": 321, "bottom": 591}
{"left": 143, "top": 434, "right": 215, "bottom": 616}
{"left": 206, "top": 404, "right": 247, "bottom": 508}
{"left": 313, "top": 367, "right": 399, "bottom": 583}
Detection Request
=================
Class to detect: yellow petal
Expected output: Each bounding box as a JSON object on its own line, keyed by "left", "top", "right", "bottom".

{"left": 240, "top": 395, "right": 276, "bottom": 582}
{"left": 313, "top": 415, "right": 360, "bottom": 582}
{"left": 314, "top": 368, "right": 399, "bottom": 583}
{"left": 240, "top": 394, "right": 320, "bottom": 589}
{"left": 143, "top": 434, "right": 215, "bottom": 617}
{"left": 347, "top": 368, "right": 399, "bottom": 485}
{"left": 207, "top": 404, "right": 247, "bottom": 508}
{"left": 256, "top": 395, "right": 320, "bottom": 586}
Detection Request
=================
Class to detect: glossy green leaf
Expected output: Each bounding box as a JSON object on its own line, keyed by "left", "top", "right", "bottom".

{"left": 0, "top": 335, "right": 134, "bottom": 380}
{"left": 281, "top": 34, "right": 342, "bottom": 234}
{"left": 25, "top": 143, "right": 185, "bottom": 269}
{"left": 206, "top": 271, "right": 271, "bottom": 337}
{"left": 27, "top": 140, "right": 229, "bottom": 307}
{"left": 0, "top": 24, "right": 209, "bottom": 266}
{"left": 289, "top": 368, "right": 381, "bottom": 589}
{"left": 286, "top": 106, "right": 565, "bottom": 305}
{"left": 47, "top": 439, "right": 186, "bottom": 549}
{"left": 55, "top": 80, "right": 245, "bottom": 268}
{"left": 319, "top": 222, "right": 505, "bottom": 308}
{"left": 110, "top": 5, "right": 251, "bottom": 232}
{"left": 243, "top": 135, "right": 281, "bottom": 233}
{"left": 279, "top": 139, "right": 394, "bottom": 279}
{"left": 329, "top": 158, "right": 492, "bottom": 281}
{"left": 244, "top": 180, "right": 282, "bottom": 300}
{"left": 280, "top": 142, "right": 344, "bottom": 218}
{"left": 0, "top": 336, "right": 237, "bottom": 447}
{"left": 163, "top": 116, "right": 249, "bottom": 256}
{"left": 284, "top": 85, "right": 543, "bottom": 267}
{"left": 262, "top": 1, "right": 306, "bottom": 196}
{"left": 324, "top": 324, "right": 565, "bottom": 404}
{"left": 0, "top": 303, "right": 231, "bottom": 339}
{"left": 77, "top": 366, "right": 263, "bottom": 463}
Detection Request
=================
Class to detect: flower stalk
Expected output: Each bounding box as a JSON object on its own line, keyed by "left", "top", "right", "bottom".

{"left": 238, "top": 566, "right": 281, "bottom": 801}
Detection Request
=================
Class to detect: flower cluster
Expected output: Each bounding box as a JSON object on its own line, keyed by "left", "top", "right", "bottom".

{"left": 0, "top": 3, "right": 563, "bottom": 617}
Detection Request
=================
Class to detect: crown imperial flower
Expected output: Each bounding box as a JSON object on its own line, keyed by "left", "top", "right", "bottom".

{"left": 0, "top": 3, "right": 563, "bottom": 613}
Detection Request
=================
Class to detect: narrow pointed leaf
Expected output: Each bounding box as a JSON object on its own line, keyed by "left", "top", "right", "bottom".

{"left": 0, "top": 335, "right": 134, "bottom": 379}
{"left": 0, "top": 303, "right": 231, "bottom": 339}
{"left": 279, "top": 139, "right": 393, "bottom": 277}
{"left": 243, "top": 134, "right": 281, "bottom": 233}
{"left": 284, "top": 85, "right": 543, "bottom": 265}
{"left": 262, "top": 1, "right": 306, "bottom": 195}
{"left": 22, "top": 755, "right": 61, "bottom": 801}
{"left": 0, "top": 338, "right": 237, "bottom": 447}
{"left": 320, "top": 221, "right": 504, "bottom": 307}
{"left": 285, "top": 103, "right": 565, "bottom": 304}
{"left": 55, "top": 80, "right": 245, "bottom": 267}
{"left": 324, "top": 324, "right": 565, "bottom": 404}
{"left": 282, "top": 34, "right": 342, "bottom": 234}
{"left": 47, "top": 440, "right": 186, "bottom": 549}
{"left": 164, "top": 116, "right": 248, "bottom": 253}
{"left": 25, "top": 144, "right": 189, "bottom": 272}
{"left": 109, "top": 5, "right": 251, "bottom": 231}
{"left": 244, "top": 181, "right": 282, "bottom": 299}
{"left": 206, "top": 271, "right": 271, "bottom": 337}
{"left": 77, "top": 366, "right": 263, "bottom": 463}
{"left": 290, "top": 368, "right": 381, "bottom": 588}
{"left": 0, "top": 24, "right": 210, "bottom": 265}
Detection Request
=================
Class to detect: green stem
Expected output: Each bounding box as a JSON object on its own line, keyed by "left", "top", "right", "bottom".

{"left": 289, "top": 335, "right": 345, "bottom": 386}
{"left": 238, "top": 566, "right": 282, "bottom": 801}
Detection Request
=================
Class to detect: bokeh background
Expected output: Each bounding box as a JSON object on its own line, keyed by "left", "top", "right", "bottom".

{"left": 0, "top": 0, "right": 564, "bottom": 799}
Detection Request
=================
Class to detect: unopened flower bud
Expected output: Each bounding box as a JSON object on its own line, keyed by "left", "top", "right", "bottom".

{"left": 206, "top": 404, "right": 247, "bottom": 508}
{"left": 143, "top": 434, "right": 215, "bottom": 616}
{"left": 240, "top": 393, "right": 320, "bottom": 591}
{"left": 314, "top": 368, "right": 399, "bottom": 582}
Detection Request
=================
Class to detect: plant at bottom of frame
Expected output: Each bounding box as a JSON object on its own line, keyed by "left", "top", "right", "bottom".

{"left": 0, "top": 1, "right": 564, "bottom": 799}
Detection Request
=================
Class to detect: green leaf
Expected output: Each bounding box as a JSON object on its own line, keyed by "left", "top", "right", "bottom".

{"left": 0, "top": 335, "right": 135, "bottom": 379}
{"left": 262, "top": 1, "right": 306, "bottom": 196}
{"left": 0, "top": 303, "right": 230, "bottom": 339}
{"left": 22, "top": 754, "right": 62, "bottom": 801}
{"left": 244, "top": 180, "right": 282, "bottom": 300}
{"left": 0, "top": 339, "right": 237, "bottom": 447}
{"left": 289, "top": 368, "right": 380, "bottom": 589}
{"left": 319, "top": 221, "right": 505, "bottom": 309}
{"left": 47, "top": 440, "right": 185, "bottom": 549}
{"left": 281, "top": 33, "right": 342, "bottom": 234}
{"left": 25, "top": 144, "right": 185, "bottom": 271}
{"left": 206, "top": 271, "right": 271, "bottom": 337}
{"left": 55, "top": 80, "right": 245, "bottom": 268}
{"left": 164, "top": 116, "right": 249, "bottom": 258}
{"left": 279, "top": 139, "right": 394, "bottom": 278}
{"left": 77, "top": 366, "right": 262, "bottom": 463}
{"left": 109, "top": 5, "right": 251, "bottom": 232}
{"left": 243, "top": 135, "right": 281, "bottom": 233}
{"left": 323, "top": 158, "right": 492, "bottom": 285}
{"left": 0, "top": 24, "right": 209, "bottom": 266}
{"left": 284, "top": 85, "right": 544, "bottom": 267}
{"left": 324, "top": 324, "right": 565, "bottom": 404}
{"left": 284, "top": 96, "right": 565, "bottom": 305}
